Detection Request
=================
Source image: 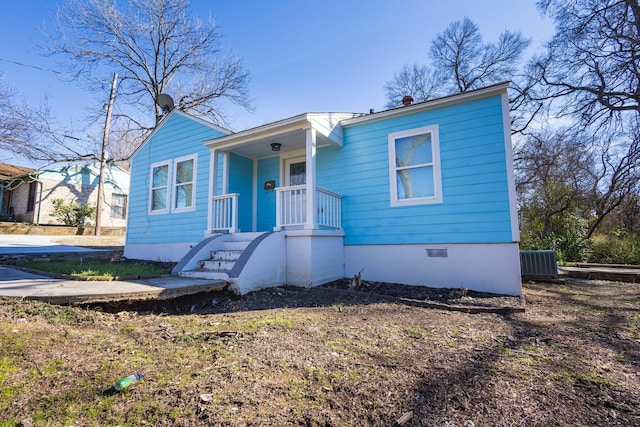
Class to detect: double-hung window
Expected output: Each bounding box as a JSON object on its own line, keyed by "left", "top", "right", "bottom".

{"left": 388, "top": 124, "right": 442, "bottom": 206}
{"left": 111, "top": 194, "right": 127, "bottom": 219}
{"left": 148, "top": 155, "right": 197, "bottom": 214}
{"left": 173, "top": 155, "right": 196, "bottom": 211}
{"left": 150, "top": 161, "right": 170, "bottom": 214}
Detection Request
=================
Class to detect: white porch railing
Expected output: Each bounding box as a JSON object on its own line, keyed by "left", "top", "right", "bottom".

{"left": 212, "top": 193, "right": 239, "bottom": 233}
{"left": 275, "top": 185, "right": 342, "bottom": 230}
{"left": 316, "top": 187, "right": 342, "bottom": 229}
{"left": 212, "top": 187, "right": 342, "bottom": 233}
{"left": 276, "top": 185, "right": 307, "bottom": 227}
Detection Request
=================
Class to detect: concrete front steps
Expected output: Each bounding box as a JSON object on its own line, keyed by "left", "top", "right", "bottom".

{"left": 172, "top": 230, "right": 345, "bottom": 295}
{"left": 172, "top": 232, "right": 287, "bottom": 294}
{"left": 179, "top": 233, "right": 258, "bottom": 281}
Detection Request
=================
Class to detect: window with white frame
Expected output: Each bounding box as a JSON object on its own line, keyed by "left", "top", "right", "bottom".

{"left": 149, "top": 155, "right": 197, "bottom": 213}
{"left": 388, "top": 124, "right": 442, "bottom": 206}
{"left": 111, "top": 194, "right": 127, "bottom": 219}
{"left": 173, "top": 155, "right": 196, "bottom": 211}
{"left": 149, "top": 161, "right": 170, "bottom": 214}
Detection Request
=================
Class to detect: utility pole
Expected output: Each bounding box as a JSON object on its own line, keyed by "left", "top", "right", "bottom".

{"left": 95, "top": 72, "right": 118, "bottom": 236}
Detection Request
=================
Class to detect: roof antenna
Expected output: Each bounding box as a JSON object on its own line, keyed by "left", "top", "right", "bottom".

{"left": 157, "top": 93, "right": 175, "bottom": 114}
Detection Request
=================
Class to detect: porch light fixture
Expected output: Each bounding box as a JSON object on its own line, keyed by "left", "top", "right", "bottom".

{"left": 270, "top": 142, "right": 282, "bottom": 151}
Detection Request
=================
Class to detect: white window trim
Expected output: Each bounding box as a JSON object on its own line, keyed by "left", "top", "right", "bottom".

{"left": 388, "top": 124, "right": 442, "bottom": 207}
{"left": 172, "top": 154, "right": 197, "bottom": 213}
{"left": 111, "top": 193, "right": 128, "bottom": 219}
{"left": 148, "top": 160, "right": 171, "bottom": 215}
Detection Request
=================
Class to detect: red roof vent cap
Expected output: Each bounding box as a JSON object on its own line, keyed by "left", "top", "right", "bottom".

{"left": 402, "top": 95, "right": 414, "bottom": 106}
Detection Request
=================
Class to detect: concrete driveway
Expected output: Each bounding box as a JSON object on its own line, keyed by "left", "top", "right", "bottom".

{"left": 0, "top": 234, "right": 227, "bottom": 304}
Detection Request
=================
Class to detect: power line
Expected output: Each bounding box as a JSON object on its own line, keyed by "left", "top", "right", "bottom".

{"left": 0, "top": 57, "right": 63, "bottom": 76}
{"left": 0, "top": 56, "right": 122, "bottom": 87}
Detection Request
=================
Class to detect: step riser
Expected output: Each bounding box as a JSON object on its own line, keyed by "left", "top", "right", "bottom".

{"left": 220, "top": 241, "right": 251, "bottom": 251}
{"left": 227, "top": 232, "right": 264, "bottom": 241}
{"left": 210, "top": 250, "right": 243, "bottom": 261}
{"left": 192, "top": 233, "right": 264, "bottom": 277}
{"left": 179, "top": 271, "right": 229, "bottom": 280}
{"left": 201, "top": 260, "right": 235, "bottom": 271}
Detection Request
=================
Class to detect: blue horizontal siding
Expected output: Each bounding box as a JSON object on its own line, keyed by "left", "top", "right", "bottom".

{"left": 256, "top": 157, "right": 279, "bottom": 231}
{"left": 345, "top": 229, "right": 511, "bottom": 244}
{"left": 228, "top": 153, "right": 253, "bottom": 232}
{"left": 126, "top": 113, "right": 227, "bottom": 245}
{"left": 318, "top": 94, "right": 514, "bottom": 245}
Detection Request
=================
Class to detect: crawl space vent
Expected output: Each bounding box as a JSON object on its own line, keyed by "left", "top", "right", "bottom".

{"left": 426, "top": 248, "right": 448, "bottom": 258}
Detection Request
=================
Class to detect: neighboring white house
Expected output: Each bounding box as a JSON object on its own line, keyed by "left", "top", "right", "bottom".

{"left": 124, "top": 83, "right": 522, "bottom": 296}
{"left": 0, "top": 162, "right": 130, "bottom": 228}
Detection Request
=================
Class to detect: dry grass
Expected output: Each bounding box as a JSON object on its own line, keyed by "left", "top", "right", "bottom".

{"left": 0, "top": 278, "right": 638, "bottom": 426}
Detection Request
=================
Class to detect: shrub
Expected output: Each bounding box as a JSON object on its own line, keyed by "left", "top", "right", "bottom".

{"left": 520, "top": 212, "right": 590, "bottom": 263}
{"left": 50, "top": 199, "right": 96, "bottom": 230}
{"left": 587, "top": 232, "right": 640, "bottom": 265}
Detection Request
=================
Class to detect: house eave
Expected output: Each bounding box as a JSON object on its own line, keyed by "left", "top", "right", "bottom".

{"left": 340, "top": 82, "right": 511, "bottom": 127}
{"left": 203, "top": 112, "right": 358, "bottom": 159}
{"left": 204, "top": 113, "right": 311, "bottom": 148}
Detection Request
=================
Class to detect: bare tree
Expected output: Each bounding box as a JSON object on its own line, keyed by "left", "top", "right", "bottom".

{"left": 430, "top": 18, "right": 530, "bottom": 94}
{"left": 516, "top": 121, "right": 640, "bottom": 238}
{"left": 515, "top": 128, "right": 592, "bottom": 212}
{"left": 383, "top": 64, "right": 443, "bottom": 109}
{"left": 531, "top": 0, "right": 640, "bottom": 130}
{"left": 583, "top": 120, "right": 640, "bottom": 236}
{"left": 600, "top": 193, "right": 640, "bottom": 235}
{"left": 0, "top": 75, "right": 94, "bottom": 164}
{"left": 13, "top": 110, "right": 93, "bottom": 164}
{"left": 515, "top": 128, "right": 594, "bottom": 258}
{"left": 46, "top": 0, "right": 251, "bottom": 135}
{"left": 385, "top": 17, "right": 530, "bottom": 109}
{"left": 0, "top": 76, "right": 35, "bottom": 160}
{"left": 524, "top": 0, "right": 640, "bottom": 237}
{"left": 1, "top": 73, "right": 113, "bottom": 165}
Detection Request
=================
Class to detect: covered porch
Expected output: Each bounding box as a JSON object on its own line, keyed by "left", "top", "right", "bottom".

{"left": 189, "top": 113, "right": 357, "bottom": 291}
{"left": 203, "top": 113, "right": 356, "bottom": 235}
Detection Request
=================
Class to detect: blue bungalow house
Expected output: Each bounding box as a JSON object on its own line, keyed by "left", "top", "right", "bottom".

{"left": 124, "top": 82, "right": 522, "bottom": 295}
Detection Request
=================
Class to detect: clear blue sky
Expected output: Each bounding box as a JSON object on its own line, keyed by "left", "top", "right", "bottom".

{"left": 0, "top": 0, "right": 554, "bottom": 165}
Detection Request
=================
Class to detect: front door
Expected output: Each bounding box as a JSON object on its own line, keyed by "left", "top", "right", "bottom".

{"left": 282, "top": 157, "right": 306, "bottom": 225}
{"left": 284, "top": 157, "right": 306, "bottom": 186}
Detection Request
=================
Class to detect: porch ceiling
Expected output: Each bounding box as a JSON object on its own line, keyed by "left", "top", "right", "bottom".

{"left": 203, "top": 112, "right": 359, "bottom": 159}
{"left": 220, "top": 127, "right": 315, "bottom": 159}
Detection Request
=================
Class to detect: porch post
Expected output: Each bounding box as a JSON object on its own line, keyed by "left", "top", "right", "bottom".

{"left": 207, "top": 149, "right": 219, "bottom": 234}
{"left": 304, "top": 126, "right": 318, "bottom": 230}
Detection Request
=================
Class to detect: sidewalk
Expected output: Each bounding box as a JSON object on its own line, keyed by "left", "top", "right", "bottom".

{"left": 0, "top": 234, "right": 99, "bottom": 255}
{"left": 559, "top": 264, "right": 640, "bottom": 283}
{"left": 0, "top": 266, "right": 227, "bottom": 304}
{"left": 0, "top": 234, "right": 228, "bottom": 304}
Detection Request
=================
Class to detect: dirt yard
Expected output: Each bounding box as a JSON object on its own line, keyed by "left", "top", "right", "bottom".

{"left": 0, "top": 276, "right": 638, "bottom": 426}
